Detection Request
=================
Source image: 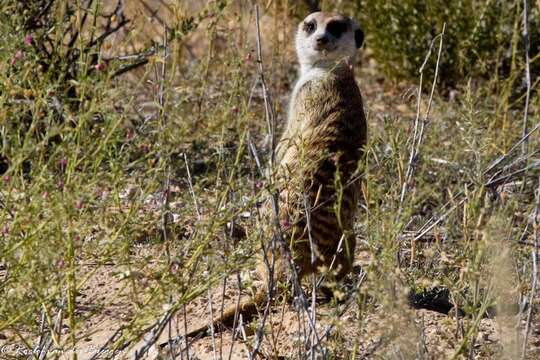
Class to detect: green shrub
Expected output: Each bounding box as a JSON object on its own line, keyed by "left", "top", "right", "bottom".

{"left": 356, "top": 0, "right": 540, "bottom": 87}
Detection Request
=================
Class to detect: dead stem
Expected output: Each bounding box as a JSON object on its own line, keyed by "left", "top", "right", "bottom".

{"left": 521, "top": 176, "right": 539, "bottom": 358}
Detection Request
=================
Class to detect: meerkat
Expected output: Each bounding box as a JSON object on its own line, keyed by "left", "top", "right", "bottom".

{"left": 183, "top": 12, "right": 366, "bottom": 339}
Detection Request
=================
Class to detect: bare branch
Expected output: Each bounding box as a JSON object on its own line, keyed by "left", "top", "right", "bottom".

{"left": 397, "top": 24, "right": 446, "bottom": 265}
{"left": 484, "top": 121, "right": 540, "bottom": 176}
{"left": 521, "top": 0, "right": 532, "bottom": 157}
{"left": 399, "top": 24, "right": 446, "bottom": 210}
{"left": 134, "top": 308, "right": 175, "bottom": 359}
{"left": 522, "top": 176, "right": 539, "bottom": 359}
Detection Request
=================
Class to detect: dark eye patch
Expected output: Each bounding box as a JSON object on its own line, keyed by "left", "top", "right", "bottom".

{"left": 303, "top": 20, "right": 316, "bottom": 35}
{"left": 326, "top": 20, "right": 348, "bottom": 38}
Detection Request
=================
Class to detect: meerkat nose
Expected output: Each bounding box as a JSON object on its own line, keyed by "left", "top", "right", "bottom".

{"left": 315, "top": 35, "right": 329, "bottom": 46}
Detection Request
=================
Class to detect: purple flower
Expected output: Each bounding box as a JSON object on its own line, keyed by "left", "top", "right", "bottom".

{"left": 24, "top": 34, "right": 33, "bottom": 46}
{"left": 280, "top": 218, "right": 291, "bottom": 231}
{"left": 59, "top": 157, "right": 68, "bottom": 170}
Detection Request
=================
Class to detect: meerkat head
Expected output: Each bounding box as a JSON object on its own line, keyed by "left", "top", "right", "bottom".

{"left": 296, "top": 12, "right": 364, "bottom": 74}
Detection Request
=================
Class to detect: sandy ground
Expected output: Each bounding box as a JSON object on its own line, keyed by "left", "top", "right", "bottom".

{"left": 3, "top": 245, "right": 529, "bottom": 360}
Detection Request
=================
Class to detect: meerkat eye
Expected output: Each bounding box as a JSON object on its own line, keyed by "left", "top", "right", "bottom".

{"left": 326, "top": 20, "right": 348, "bottom": 38}
{"left": 304, "top": 20, "right": 316, "bottom": 35}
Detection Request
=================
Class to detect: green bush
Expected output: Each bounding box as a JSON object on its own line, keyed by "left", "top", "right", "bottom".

{"left": 356, "top": 0, "right": 540, "bottom": 87}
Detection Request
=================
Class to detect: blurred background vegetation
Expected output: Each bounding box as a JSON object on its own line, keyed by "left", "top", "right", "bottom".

{"left": 356, "top": 0, "right": 540, "bottom": 88}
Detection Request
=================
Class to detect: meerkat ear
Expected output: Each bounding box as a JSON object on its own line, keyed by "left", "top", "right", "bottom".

{"left": 355, "top": 28, "right": 364, "bottom": 48}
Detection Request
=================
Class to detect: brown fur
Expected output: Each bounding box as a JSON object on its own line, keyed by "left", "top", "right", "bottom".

{"left": 269, "top": 66, "right": 366, "bottom": 282}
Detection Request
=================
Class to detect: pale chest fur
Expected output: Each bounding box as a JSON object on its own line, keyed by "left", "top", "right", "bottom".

{"left": 282, "top": 68, "right": 328, "bottom": 152}
{"left": 277, "top": 70, "right": 366, "bottom": 173}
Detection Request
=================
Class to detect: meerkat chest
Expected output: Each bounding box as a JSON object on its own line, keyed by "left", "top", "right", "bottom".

{"left": 288, "top": 73, "right": 362, "bottom": 134}
{"left": 287, "top": 69, "right": 328, "bottom": 132}
{"left": 278, "top": 72, "right": 366, "bottom": 172}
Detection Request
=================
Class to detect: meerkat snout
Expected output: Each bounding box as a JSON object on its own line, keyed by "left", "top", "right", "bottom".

{"left": 315, "top": 34, "right": 329, "bottom": 48}
{"left": 296, "top": 12, "right": 364, "bottom": 73}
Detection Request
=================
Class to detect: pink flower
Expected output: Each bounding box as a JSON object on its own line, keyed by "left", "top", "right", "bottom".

{"left": 280, "top": 218, "right": 291, "bottom": 231}
{"left": 139, "top": 144, "right": 149, "bottom": 153}
{"left": 126, "top": 128, "right": 135, "bottom": 140}
{"left": 170, "top": 262, "right": 180, "bottom": 274}
{"left": 3, "top": 175, "right": 11, "bottom": 184}
{"left": 24, "top": 34, "right": 33, "bottom": 46}
{"left": 57, "top": 180, "right": 64, "bottom": 190}
{"left": 75, "top": 199, "right": 83, "bottom": 210}
{"left": 95, "top": 62, "right": 106, "bottom": 71}
{"left": 59, "top": 157, "right": 68, "bottom": 170}
{"left": 10, "top": 50, "right": 24, "bottom": 65}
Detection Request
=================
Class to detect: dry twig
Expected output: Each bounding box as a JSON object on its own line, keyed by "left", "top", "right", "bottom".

{"left": 399, "top": 24, "right": 446, "bottom": 209}
{"left": 398, "top": 24, "right": 446, "bottom": 265}
{"left": 522, "top": 176, "right": 539, "bottom": 359}
{"left": 521, "top": 0, "right": 532, "bottom": 157}
{"left": 249, "top": 5, "right": 278, "bottom": 358}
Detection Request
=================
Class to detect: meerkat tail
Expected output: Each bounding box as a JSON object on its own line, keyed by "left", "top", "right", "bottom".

{"left": 183, "top": 290, "right": 268, "bottom": 339}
